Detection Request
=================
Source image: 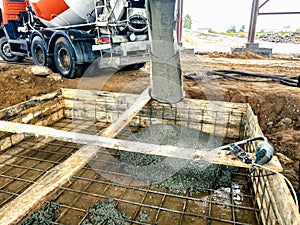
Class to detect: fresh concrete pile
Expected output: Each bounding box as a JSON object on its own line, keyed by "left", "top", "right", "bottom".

{"left": 119, "top": 124, "right": 237, "bottom": 194}
{"left": 257, "top": 32, "right": 300, "bottom": 44}
{"left": 81, "top": 200, "right": 128, "bottom": 225}
{"left": 21, "top": 202, "right": 60, "bottom": 225}
{"left": 138, "top": 211, "right": 149, "bottom": 223}
{"left": 82, "top": 201, "right": 150, "bottom": 224}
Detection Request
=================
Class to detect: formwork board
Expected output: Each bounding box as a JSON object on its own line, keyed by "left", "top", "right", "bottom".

{"left": 0, "top": 88, "right": 298, "bottom": 225}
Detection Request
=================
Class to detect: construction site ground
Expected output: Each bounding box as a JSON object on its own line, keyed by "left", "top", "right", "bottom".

{"left": 0, "top": 41, "right": 300, "bottom": 203}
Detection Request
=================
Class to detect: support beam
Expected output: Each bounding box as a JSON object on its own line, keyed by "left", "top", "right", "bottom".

{"left": 0, "top": 89, "right": 151, "bottom": 225}
{"left": 0, "top": 120, "right": 283, "bottom": 171}
{"left": 233, "top": 0, "right": 272, "bottom": 57}
{"left": 176, "top": 0, "right": 183, "bottom": 44}
{"left": 259, "top": 12, "right": 300, "bottom": 15}
{"left": 259, "top": 0, "right": 270, "bottom": 9}
{"left": 248, "top": 0, "right": 260, "bottom": 44}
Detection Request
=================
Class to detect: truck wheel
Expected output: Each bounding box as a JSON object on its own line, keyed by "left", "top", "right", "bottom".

{"left": 54, "top": 37, "right": 83, "bottom": 78}
{"left": 31, "top": 36, "right": 48, "bottom": 66}
{"left": 0, "top": 37, "right": 24, "bottom": 62}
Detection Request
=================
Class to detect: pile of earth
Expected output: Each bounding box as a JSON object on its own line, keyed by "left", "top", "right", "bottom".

{"left": 0, "top": 63, "right": 78, "bottom": 110}
{"left": 206, "top": 51, "right": 264, "bottom": 59}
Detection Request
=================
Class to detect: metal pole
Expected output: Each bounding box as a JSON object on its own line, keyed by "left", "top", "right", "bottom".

{"left": 247, "top": 0, "right": 260, "bottom": 44}
{"left": 177, "top": 0, "right": 183, "bottom": 44}
{"left": 259, "top": 0, "right": 270, "bottom": 9}
{"left": 259, "top": 12, "right": 300, "bottom": 15}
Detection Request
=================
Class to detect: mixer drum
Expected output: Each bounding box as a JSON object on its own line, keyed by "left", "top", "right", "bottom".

{"left": 29, "top": 0, "right": 94, "bottom": 27}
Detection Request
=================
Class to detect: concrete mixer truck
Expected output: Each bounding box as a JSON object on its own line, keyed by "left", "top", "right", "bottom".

{"left": 0, "top": 0, "right": 149, "bottom": 78}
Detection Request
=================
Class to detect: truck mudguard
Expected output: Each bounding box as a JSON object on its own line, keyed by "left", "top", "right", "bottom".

{"left": 48, "top": 29, "right": 97, "bottom": 64}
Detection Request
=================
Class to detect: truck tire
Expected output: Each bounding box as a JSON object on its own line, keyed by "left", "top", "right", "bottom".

{"left": 0, "top": 37, "right": 24, "bottom": 62}
{"left": 31, "top": 36, "right": 48, "bottom": 66}
{"left": 54, "top": 37, "right": 83, "bottom": 78}
{"left": 31, "top": 36, "right": 56, "bottom": 71}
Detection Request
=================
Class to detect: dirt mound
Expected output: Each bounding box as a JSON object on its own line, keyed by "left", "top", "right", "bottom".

{"left": 207, "top": 51, "right": 264, "bottom": 59}
{"left": 182, "top": 35, "right": 198, "bottom": 46}
{"left": 0, "top": 62, "right": 78, "bottom": 110}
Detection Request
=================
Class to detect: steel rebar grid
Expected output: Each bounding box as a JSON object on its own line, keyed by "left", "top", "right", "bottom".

{"left": 0, "top": 117, "right": 261, "bottom": 225}
{"left": 1, "top": 164, "right": 258, "bottom": 225}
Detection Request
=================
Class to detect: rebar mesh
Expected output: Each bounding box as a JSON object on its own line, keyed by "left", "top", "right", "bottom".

{"left": 0, "top": 117, "right": 259, "bottom": 225}
{"left": 0, "top": 91, "right": 287, "bottom": 225}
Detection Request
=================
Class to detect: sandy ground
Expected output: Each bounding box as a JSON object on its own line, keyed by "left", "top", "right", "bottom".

{"left": 0, "top": 36, "right": 299, "bottom": 200}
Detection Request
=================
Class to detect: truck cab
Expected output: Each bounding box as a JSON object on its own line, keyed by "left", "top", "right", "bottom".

{"left": 0, "top": 0, "right": 27, "bottom": 25}
{"left": 0, "top": 0, "right": 28, "bottom": 62}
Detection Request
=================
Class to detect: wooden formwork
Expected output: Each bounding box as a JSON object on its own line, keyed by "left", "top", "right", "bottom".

{"left": 244, "top": 105, "right": 299, "bottom": 225}
{"left": 0, "top": 88, "right": 298, "bottom": 225}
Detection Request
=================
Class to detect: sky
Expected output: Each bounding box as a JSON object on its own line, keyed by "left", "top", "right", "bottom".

{"left": 183, "top": 0, "right": 300, "bottom": 32}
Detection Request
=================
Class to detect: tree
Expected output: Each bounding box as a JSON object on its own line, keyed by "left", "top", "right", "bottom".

{"left": 239, "top": 25, "right": 245, "bottom": 33}
{"left": 226, "top": 25, "right": 236, "bottom": 33}
{"left": 184, "top": 14, "right": 192, "bottom": 29}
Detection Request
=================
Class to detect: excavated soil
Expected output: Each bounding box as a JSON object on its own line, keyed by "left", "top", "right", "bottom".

{"left": 0, "top": 52, "right": 299, "bottom": 199}
{"left": 200, "top": 51, "right": 264, "bottom": 59}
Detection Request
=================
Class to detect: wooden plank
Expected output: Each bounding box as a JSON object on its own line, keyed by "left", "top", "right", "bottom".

{"left": 252, "top": 171, "right": 282, "bottom": 225}
{"left": 0, "top": 133, "right": 24, "bottom": 151}
{"left": 0, "top": 91, "right": 59, "bottom": 120}
{"left": 61, "top": 88, "right": 248, "bottom": 112}
{"left": 209, "top": 148, "right": 282, "bottom": 171}
{"left": 0, "top": 95, "right": 63, "bottom": 153}
{"left": 63, "top": 98, "right": 245, "bottom": 139}
{"left": 63, "top": 99, "right": 245, "bottom": 123}
{"left": 13, "top": 100, "right": 63, "bottom": 124}
{"left": 0, "top": 137, "right": 54, "bottom": 169}
{"left": 62, "top": 89, "right": 246, "bottom": 140}
{"left": 0, "top": 120, "right": 283, "bottom": 172}
{"left": 247, "top": 105, "right": 300, "bottom": 224}
{"left": 0, "top": 98, "right": 63, "bottom": 132}
{"left": 0, "top": 89, "right": 151, "bottom": 225}
{"left": 0, "top": 109, "right": 64, "bottom": 152}
{"left": 61, "top": 88, "right": 138, "bottom": 104}
{"left": 99, "top": 88, "right": 151, "bottom": 137}
{"left": 64, "top": 110, "right": 242, "bottom": 139}
{"left": 268, "top": 173, "right": 300, "bottom": 225}
{"left": 246, "top": 104, "right": 264, "bottom": 137}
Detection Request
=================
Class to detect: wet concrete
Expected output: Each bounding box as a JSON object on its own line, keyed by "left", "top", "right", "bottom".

{"left": 119, "top": 124, "right": 238, "bottom": 194}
